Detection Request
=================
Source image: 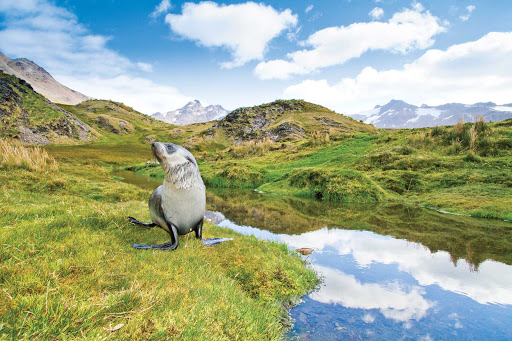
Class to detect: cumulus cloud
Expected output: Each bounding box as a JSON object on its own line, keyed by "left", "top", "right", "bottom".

{"left": 282, "top": 32, "right": 512, "bottom": 114}
{"left": 165, "top": 1, "right": 297, "bottom": 68}
{"left": 305, "top": 5, "right": 314, "bottom": 14}
{"left": 369, "top": 7, "right": 384, "bottom": 20}
{"left": 255, "top": 3, "right": 446, "bottom": 80}
{"left": 0, "top": 0, "right": 191, "bottom": 114}
{"left": 150, "top": 0, "right": 171, "bottom": 18}
{"left": 460, "top": 5, "right": 476, "bottom": 21}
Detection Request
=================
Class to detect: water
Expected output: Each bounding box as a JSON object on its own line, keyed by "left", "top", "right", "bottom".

{"left": 113, "top": 171, "right": 512, "bottom": 340}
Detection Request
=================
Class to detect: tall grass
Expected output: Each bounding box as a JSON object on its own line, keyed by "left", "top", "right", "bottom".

{"left": 0, "top": 140, "right": 58, "bottom": 171}
{"left": 230, "top": 137, "right": 275, "bottom": 158}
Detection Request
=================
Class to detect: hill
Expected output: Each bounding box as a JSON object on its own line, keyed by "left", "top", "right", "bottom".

{"left": 0, "top": 51, "right": 88, "bottom": 105}
{"left": 0, "top": 70, "right": 95, "bottom": 145}
{"left": 351, "top": 99, "right": 512, "bottom": 128}
{"left": 210, "top": 99, "right": 376, "bottom": 143}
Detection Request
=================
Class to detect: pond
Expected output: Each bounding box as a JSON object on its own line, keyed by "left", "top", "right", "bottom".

{"left": 113, "top": 170, "right": 512, "bottom": 340}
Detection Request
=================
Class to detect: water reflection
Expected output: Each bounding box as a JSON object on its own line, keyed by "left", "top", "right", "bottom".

{"left": 207, "top": 189, "right": 512, "bottom": 268}
{"left": 114, "top": 171, "right": 512, "bottom": 340}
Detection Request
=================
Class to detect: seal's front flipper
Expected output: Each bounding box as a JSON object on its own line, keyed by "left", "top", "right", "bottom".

{"left": 132, "top": 224, "right": 179, "bottom": 251}
{"left": 202, "top": 238, "right": 234, "bottom": 246}
{"left": 128, "top": 216, "right": 156, "bottom": 228}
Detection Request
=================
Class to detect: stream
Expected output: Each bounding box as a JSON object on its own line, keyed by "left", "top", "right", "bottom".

{"left": 113, "top": 170, "right": 512, "bottom": 340}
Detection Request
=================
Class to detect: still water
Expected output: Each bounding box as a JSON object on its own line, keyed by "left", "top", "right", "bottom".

{"left": 114, "top": 171, "right": 512, "bottom": 340}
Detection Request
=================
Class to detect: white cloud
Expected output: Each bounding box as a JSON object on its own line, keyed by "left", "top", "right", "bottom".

{"left": 150, "top": 0, "right": 171, "bottom": 18}
{"left": 411, "top": 1, "right": 424, "bottom": 12}
{"left": 310, "top": 266, "right": 434, "bottom": 322}
{"left": 255, "top": 3, "right": 446, "bottom": 79}
{"left": 369, "top": 7, "right": 384, "bottom": 20}
{"left": 57, "top": 75, "right": 193, "bottom": 115}
{"left": 165, "top": 1, "right": 297, "bottom": 68}
{"left": 283, "top": 32, "right": 512, "bottom": 114}
{"left": 0, "top": 0, "right": 191, "bottom": 114}
{"left": 460, "top": 5, "right": 476, "bottom": 21}
{"left": 136, "top": 62, "right": 153, "bottom": 72}
{"left": 305, "top": 5, "right": 314, "bottom": 14}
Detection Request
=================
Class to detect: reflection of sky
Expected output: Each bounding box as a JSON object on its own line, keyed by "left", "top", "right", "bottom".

{"left": 217, "top": 217, "right": 512, "bottom": 338}
{"left": 218, "top": 220, "right": 512, "bottom": 306}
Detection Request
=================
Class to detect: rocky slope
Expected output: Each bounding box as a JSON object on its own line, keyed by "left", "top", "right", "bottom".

{"left": 0, "top": 71, "right": 95, "bottom": 145}
{"left": 0, "top": 51, "right": 88, "bottom": 105}
{"left": 350, "top": 99, "right": 512, "bottom": 128}
{"left": 210, "top": 99, "right": 376, "bottom": 143}
{"left": 152, "top": 100, "right": 229, "bottom": 125}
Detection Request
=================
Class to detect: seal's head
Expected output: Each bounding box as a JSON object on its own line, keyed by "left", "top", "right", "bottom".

{"left": 151, "top": 142, "right": 202, "bottom": 189}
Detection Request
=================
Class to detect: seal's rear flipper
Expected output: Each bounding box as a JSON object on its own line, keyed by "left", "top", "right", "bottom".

{"left": 132, "top": 242, "right": 177, "bottom": 250}
{"left": 202, "top": 238, "right": 234, "bottom": 246}
{"left": 132, "top": 224, "right": 179, "bottom": 251}
{"left": 128, "top": 216, "right": 156, "bottom": 228}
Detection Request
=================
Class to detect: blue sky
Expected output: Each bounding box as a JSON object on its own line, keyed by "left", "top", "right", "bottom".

{"left": 0, "top": 0, "right": 511, "bottom": 114}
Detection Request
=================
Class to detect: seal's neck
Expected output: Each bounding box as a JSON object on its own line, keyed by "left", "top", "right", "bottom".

{"left": 163, "top": 162, "right": 202, "bottom": 190}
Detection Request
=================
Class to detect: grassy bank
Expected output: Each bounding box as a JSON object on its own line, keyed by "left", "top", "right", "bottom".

{"left": 0, "top": 142, "right": 318, "bottom": 340}
{"left": 127, "top": 118, "right": 512, "bottom": 221}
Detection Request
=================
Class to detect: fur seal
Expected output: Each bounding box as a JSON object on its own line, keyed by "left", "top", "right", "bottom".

{"left": 128, "top": 142, "right": 207, "bottom": 250}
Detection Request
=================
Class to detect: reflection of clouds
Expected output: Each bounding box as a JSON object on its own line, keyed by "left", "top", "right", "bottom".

{"left": 216, "top": 218, "right": 512, "bottom": 306}
{"left": 280, "top": 228, "right": 512, "bottom": 305}
{"left": 311, "top": 265, "right": 434, "bottom": 322}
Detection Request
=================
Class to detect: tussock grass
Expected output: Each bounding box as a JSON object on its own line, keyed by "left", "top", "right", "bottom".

{"left": 310, "top": 131, "right": 330, "bottom": 146}
{"left": 230, "top": 137, "right": 276, "bottom": 158}
{"left": 0, "top": 140, "right": 58, "bottom": 171}
{"left": 288, "top": 168, "right": 387, "bottom": 202}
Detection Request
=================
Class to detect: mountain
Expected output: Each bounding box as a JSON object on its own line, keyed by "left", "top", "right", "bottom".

{"left": 0, "top": 51, "right": 88, "bottom": 105}
{"left": 152, "top": 100, "right": 229, "bottom": 125}
{"left": 350, "top": 99, "right": 512, "bottom": 128}
{"left": 0, "top": 70, "right": 95, "bottom": 145}
{"left": 209, "top": 99, "right": 376, "bottom": 143}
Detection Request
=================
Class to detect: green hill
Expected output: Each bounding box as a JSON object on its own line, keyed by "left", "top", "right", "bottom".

{"left": 0, "top": 71, "right": 97, "bottom": 144}
{"left": 210, "top": 99, "right": 376, "bottom": 143}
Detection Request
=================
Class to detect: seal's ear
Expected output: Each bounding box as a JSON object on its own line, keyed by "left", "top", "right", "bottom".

{"left": 185, "top": 155, "right": 196, "bottom": 166}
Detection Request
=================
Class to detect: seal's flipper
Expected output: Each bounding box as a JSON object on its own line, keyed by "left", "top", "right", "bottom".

{"left": 202, "top": 238, "right": 234, "bottom": 246}
{"left": 132, "top": 224, "right": 179, "bottom": 251}
{"left": 128, "top": 216, "right": 156, "bottom": 228}
{"left": 194, "top": 219, "right": 203, "bottom": 240}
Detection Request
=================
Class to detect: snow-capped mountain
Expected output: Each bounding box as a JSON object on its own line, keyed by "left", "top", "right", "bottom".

{"left": 152, "top": 100, "right": 229, "bottom": 125}
{"left": 350, "top": 100, "right": 512, "bottom": 128}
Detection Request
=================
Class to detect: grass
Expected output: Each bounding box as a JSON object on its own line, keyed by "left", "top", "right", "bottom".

{"left": 0, "top": 141, "right": 319, "bottom": 340}
{"left": 0, "top": 140, "right": 58, "bottom": 172}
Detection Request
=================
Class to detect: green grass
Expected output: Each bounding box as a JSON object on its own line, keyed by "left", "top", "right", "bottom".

{"left": 0, "top": 146, "right": 318, "bottom": 340}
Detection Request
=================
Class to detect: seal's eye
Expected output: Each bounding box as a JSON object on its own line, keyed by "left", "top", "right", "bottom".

{"left": 166, "top": 144, "right": 175, "bottom": 154}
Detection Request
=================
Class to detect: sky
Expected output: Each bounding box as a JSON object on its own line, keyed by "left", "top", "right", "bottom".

{"left": 0, "top": 0, "right": 511, "bottom": 115}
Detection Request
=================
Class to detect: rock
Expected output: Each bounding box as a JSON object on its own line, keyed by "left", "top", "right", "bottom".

{"left": 18, "top": 126, "right": 50, "bottom": 145}
{"left": 296, "top": 247, "right": 314, "bottom": 255}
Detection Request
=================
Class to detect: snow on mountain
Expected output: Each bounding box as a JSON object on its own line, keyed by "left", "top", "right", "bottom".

{"left": 151, "top": 100, "right": 229, "bottom": 125}
{"left": 349, "top": 100, "right": 512, "bottom": 128}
